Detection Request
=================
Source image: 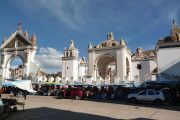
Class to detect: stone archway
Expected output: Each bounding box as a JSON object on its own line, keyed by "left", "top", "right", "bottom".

{"left": 6, "top": 55, "right": 24, "bottom": 80}
{"left": 88, "top": 32, "right": 132, "bottom": 83}
{"left": 95, "top": 55, "right": 116, "bottom": 81}
{"left": 0, "top": 23, "right": 38, "bottom": 83}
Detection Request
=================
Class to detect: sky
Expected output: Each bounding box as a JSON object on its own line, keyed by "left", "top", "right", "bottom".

{"left": 0, "top": 0, "right": 180, "bottom": 73}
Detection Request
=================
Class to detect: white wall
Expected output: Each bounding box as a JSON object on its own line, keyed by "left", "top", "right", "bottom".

{"left": 131, "top": 60, "right": 157, "bottom": 83}
{"left": 62, "top": 59, "right": 79, "bottom": 82}
{"left": 79, "top": 65, "right": 87, "bottom": 79}
{"left": 157, "top": 47, "right": 180, "bottom": 81}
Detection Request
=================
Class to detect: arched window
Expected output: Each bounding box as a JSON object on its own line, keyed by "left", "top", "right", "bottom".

{"left": 15, "top": 40, "right": 18, "bottom": 48}
{"left": 66, "top": 51, "right": 68, "bottom": 57}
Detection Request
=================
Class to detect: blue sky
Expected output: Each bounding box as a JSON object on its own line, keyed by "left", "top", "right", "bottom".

{"left": 0, "top": 0, "right": 180, "bottom": 73}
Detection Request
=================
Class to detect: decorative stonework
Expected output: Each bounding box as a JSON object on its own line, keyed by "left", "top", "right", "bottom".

{"left": 95, "top": 32, "right": 120, "bottom": 48}
{"left": 0, "top": 22, "right": 38, "bottom": 83}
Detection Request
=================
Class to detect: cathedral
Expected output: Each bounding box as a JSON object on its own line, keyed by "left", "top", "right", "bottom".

{"left": 0, "top": 20, "right": 180, "bottom": 85}
{"left": 62, "top": 20, "right": 180, "bottom": 85}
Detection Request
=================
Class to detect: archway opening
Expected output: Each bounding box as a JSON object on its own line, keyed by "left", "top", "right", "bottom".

{"left": 7, "top": 56, "right": 24, "bottom": 80}
{"left": 96, "top": 55, "right": 116, "bottom": 81}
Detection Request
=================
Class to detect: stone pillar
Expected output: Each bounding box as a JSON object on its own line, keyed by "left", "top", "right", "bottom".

{"left": 23, "top": 63, "right": 28, "bottom": 80}
{"left": 105, "top": 76, "right": 110, "bottom": 84}
{"left": 1, "top": 52, "right": 8, "bottom": 82}
{"left": 88, "top": 51, "right": 94, "bottom": 78}
{"left": 96, "top": 77, "right": 101, "bottom": 84}
{"left": 23, "top": 50, "right": 31, "bottom": 79}
{"left": 114, "top": 76, "right": 120, "bottom": 84}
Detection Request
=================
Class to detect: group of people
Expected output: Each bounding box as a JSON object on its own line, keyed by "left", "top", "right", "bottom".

{"left": 33, "top": 84, "right": 131, "bottom": 100}
{"left": 1, "top": 84, "right": 180, "bottom": 104}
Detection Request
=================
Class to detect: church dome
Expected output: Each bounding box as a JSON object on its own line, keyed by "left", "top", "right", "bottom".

{"left": 95, "top": 32, "right": 120, "bottom": 48}
{"left": 164, "top": 33, "right": 179, "bottom": 43}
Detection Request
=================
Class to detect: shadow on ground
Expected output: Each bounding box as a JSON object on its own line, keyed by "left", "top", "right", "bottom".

{"left": 82, "top": 99, "right": 180, "bottom": 112}
{"left": 3, "top": 107, "right": 155, "bottom": 120}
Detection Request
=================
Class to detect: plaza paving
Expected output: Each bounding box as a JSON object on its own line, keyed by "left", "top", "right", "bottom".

{"left": 2, "top": 95, "right": 180, "bottom": 120}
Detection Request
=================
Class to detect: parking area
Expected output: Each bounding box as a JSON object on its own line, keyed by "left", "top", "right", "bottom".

{"left": 2, "top": 95, "right": 180, "bottom": 120}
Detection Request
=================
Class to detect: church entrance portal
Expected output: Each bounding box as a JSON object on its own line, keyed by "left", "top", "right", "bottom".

{"left": 96, "top": 55, "right": 116, "bottom": 82}
{"left": 7, "top": 55, "right": 24, "bottom": 80}
{"left": 0, "top": 22, "right": 38, "bottom": 83}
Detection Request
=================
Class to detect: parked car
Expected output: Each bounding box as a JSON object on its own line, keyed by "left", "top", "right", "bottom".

{"left": 128, "top": 89, "right": 165, "bottom": 104}
{"left": 0, "top": 99, "right": 8, "bottom": 119}
{"left": 0, "top": 100, "right": 4, "bottom": 114}
{"left": 64, "top": 87, "right": 84, "bottom": 100}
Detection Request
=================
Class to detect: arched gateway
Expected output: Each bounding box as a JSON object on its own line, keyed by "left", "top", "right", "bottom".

{"left": 88, "top": 32, "right": 131, "bottom": 83}
{"left": 0, "top": 23, "right": 38, "bottom": 83}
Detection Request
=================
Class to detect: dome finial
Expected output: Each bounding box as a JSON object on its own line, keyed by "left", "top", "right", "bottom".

{"left": 69, "top": 40, "right": 75, "bottom": 49}
{"left": 173, "top": 18, "right": 176, "bottom": 24}
{"left": 17, "top": 20, "right": 23, "bottom": 32}
{"left": 107, "top": 32, "right": 114, "bottom": 40}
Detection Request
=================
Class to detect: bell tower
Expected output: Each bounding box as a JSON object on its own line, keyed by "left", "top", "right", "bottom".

{"left": 62, "top": 40, "right": 79, "bottom": 84}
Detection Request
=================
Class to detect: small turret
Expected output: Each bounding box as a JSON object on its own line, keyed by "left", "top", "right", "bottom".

{"left": 80, "top": 57, "right": 86, "bottom": 64}
{"left": 31, "top": 33, "right": 36, "bottom": 45}
{"left": 173, "top": 18, "right": 176, "bottom": 24}
{"left": 24, "top": 30, "right": 29, "bottom": 39}
{"left": 2, "top": 36, "right": 6, "bottom": 44}
{"left": 171, "top": 18, "right": 180, "bottom": 34}
{"left": 119, "top": 38, "right": 126, "bottom": 46}
{"left": 88, "top": 42, "right": 93, "bottom": 49}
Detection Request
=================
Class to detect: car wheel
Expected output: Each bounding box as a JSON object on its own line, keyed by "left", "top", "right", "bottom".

{"left": 154, "top": 99, "right": 162, "bottom": 105}
{"left": 130, "top": 97, "right": 137, "bottom": 103}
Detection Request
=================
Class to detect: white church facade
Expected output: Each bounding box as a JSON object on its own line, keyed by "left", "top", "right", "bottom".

{"left": 62, "top": 33, "right": 157, "bottom": 85}
{"left": 62, "top": 20, "right": 180, "bottom": 85}
{"left": 0, "top": 20, "right": 180, "bottom": 85}
{"left": 0, "top": 23, "right": 38, "bottom": 84}
{"left": 155, "top": 20, "right": 180, "bottom": 82}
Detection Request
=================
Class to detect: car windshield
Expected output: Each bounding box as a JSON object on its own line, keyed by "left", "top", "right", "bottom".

{"left": 138, "top": 90, "right": 146, "bottom": 95}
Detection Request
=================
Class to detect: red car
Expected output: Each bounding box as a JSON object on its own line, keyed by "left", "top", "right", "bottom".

{"left": 65, "top": 87, "right": 84, "bottom": 100}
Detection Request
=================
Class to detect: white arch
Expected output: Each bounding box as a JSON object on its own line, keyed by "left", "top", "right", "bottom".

{"left": 55, "top": 76, "right": 61, "bottom": 83}
{"left": 48, "top": 76, "right": 54, "bottom": 82}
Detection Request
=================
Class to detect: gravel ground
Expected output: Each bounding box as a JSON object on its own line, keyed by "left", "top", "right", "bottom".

{"left": 2, "top": 95, "right": 180, "bottom": 120}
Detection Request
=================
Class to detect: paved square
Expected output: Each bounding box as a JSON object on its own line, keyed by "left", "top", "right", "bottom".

{"left": 3, "top": 95, "right": 180, "bottom": 120}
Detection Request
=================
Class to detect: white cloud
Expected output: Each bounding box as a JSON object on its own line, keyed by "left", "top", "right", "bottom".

{"left": 16, "top": 0, "right": 88, "bottom": 31}
{"left": 35, "top": 47, "right": 63, "bottom": 74}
